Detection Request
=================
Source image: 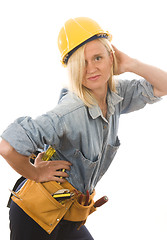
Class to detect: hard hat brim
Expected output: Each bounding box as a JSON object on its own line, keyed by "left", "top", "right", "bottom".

{"left": 63, "top": 33, "right": 111, "bottom": 65}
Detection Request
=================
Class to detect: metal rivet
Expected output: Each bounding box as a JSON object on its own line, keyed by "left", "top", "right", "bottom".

{"left": 48, "top": 230, "right": 50, "bottom": 233}
{"left": 57, "top": 219, "right": 59, "bottom": 221}
{"left": 50, "top": 223, "right": 52, "bottom": 226}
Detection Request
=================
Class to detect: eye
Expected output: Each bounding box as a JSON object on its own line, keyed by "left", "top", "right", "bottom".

{"left": 95, "top": 56, "right": 102, "bottom": 61}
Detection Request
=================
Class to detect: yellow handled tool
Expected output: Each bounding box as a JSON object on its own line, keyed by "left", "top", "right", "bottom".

{"left": 42, "top": 146, "right": 65, "bottom": 184}
{"left": 42, "top": 146, "right": 56, "bottom": 161}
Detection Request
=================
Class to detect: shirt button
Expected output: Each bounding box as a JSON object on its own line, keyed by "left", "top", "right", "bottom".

{"left": 103, "top": 125, "right": 107, "bottom": 129}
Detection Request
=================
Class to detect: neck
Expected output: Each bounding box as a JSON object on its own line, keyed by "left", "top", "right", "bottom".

{"left": 92, "top": 86, "right": 108, "bottom": 117}
{"left": 92, "top": 85, "right": 107, "bottom": 105}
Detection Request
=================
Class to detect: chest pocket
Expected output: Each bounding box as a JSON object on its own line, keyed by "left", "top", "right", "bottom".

{"left": 67, "top": 136, "right": 120, "bottom": 194}
{"left": 96, "top": 136, "right": 120, "bottom": 183}
{"left": 66, "top": 149, "right": 101, "bottom": 194}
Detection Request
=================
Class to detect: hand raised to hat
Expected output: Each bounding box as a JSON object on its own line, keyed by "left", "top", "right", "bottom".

{"left": 112, "top": 45, "right": 134, "bottom": 75}
{"left": 34, "top": 152, "right": 72, "bottom": 183}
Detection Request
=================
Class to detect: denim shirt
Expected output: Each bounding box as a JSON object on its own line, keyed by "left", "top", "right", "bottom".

{"left": 1, "top": 79, "right": 161, "bottom": 194}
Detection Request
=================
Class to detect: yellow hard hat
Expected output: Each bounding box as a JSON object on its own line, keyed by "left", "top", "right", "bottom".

{"left": 58, "top": 17, "right": 112, "bottom": 65}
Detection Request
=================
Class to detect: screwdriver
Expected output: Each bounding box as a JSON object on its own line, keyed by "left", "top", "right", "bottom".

{"left": 42, "top": 146, "right": 56, "bottom": 161}
{"left": 42, "top": 146, "right": 65, "bottom": 184}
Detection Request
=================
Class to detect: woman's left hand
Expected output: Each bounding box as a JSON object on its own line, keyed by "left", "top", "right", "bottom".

{"left": 112, "top": 45, "right": 167, "bottom": 97}
{"left": 112, "top": 45, "right": 134, "bottom": 75}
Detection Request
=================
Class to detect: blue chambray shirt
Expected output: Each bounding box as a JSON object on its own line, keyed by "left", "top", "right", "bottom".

{"left": 1, "top": 79, "right": 161, "bottom": 194}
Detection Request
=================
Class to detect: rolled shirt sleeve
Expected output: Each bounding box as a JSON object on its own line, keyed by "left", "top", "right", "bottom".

{"left": 1, "top": 79, "right": 161, "bottom": 156}
{"left": 117, "top": 79, "right": 161, "bottom": 114}
{"left": 1, "top": 112, "right": 63, "bottom": 156}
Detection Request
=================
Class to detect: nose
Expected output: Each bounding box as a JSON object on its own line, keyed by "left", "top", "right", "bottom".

{"left": 86, "top": 61, "right": 97, "bottom": 74}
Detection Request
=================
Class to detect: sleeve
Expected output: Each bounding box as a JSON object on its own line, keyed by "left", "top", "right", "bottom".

{"left": 1, "top": 112, "right": 64, "bottom": 156}
{"left": 117, "top": 79, "right": 162, "bottom": 114}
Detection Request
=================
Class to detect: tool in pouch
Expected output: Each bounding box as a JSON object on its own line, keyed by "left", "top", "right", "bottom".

{"left": 9, "top": 146, "right": 71, "bottom": 202}
{"left": 36, "top": 146, "right": 109, "bottom": 209}
{"left": 10, "top": 145, "right": 109, "bottom": 234}
{"left": 42, "top": 147, "right": 109, "bottom": 228}
{"left": 42, "top": 146, "right": 74, "bottom": 203}
{"left": 9, "top": 145, "right": 81, "bottom": 234}
{"left": 42, "top": 145, "right": 66, "bottom": 183}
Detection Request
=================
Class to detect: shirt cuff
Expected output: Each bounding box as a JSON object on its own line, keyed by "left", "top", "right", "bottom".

{"left": 1, "top": 120, "right": 36, "bottom": 156}
{"left": 140, "top": 79, "right": 162, "bottom": 103}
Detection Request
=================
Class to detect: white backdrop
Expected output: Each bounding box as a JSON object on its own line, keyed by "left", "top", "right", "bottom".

{"left": 0, "top": 0, "right": 167, "bottom": 239}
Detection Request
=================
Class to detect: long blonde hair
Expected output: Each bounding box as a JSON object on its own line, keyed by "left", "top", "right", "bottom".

{"left": 67, "top": 38, "right": 117, "bottom": 107}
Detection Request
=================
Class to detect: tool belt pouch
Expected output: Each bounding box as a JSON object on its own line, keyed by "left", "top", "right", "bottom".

{"left": 12, "top": 180, "right": 74, "bottom": 234}
{"left": 11, "top": 179, "right": 96, "bottom": 234}
{"left": 63, "top": 191, "right": 96, "bottom": 222}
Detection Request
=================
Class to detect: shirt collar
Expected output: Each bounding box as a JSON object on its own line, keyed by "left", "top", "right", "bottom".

{"left": 88, "top": 89, "right": 123, "bottom": 119}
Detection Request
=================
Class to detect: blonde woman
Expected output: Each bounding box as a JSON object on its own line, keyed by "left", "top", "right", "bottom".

{"left": 0, "top": 17, "right": 167, "bottom": 240}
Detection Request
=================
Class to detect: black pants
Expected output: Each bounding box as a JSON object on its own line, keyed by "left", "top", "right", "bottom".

{"left": 9, "top": 200, "right": 94, "bottom": 240}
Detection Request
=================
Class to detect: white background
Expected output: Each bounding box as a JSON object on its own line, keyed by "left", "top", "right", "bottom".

{"left": 0, "top": 0, "right": 167, "bottom": 239}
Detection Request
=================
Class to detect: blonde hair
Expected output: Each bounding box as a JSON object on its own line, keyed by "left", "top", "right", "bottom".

{"left": 67, "top": 38, "right": 117, "bottom": 107}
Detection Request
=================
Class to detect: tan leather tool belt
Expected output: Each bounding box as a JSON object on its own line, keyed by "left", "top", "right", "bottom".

{"left": 12, "top": 180, "right": 96, "bottom": 234}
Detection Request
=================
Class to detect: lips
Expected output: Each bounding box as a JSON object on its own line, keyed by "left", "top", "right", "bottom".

{"left": 87, "top": 75, "right": 100, "bottom": 81}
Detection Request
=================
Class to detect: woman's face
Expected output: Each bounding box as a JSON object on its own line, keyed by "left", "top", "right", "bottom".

{"left": 82, "top": 39, "right": 113, "bottom": 94}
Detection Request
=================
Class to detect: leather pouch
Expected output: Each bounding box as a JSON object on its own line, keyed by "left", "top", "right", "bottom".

{"left": 12, "top": 179, "right": 96, "bottom": 234}
{"left": 64, "top": 191, "right": 96, "bottom": 221}
{"left": 12, "top": 180, "right": 74, "bottom": 234}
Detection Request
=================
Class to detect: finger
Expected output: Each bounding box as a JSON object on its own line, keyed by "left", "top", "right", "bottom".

{"left": 111, "top": 44, "right": 117, "bottom": 51}
{"left": 37, "top": 152, "right": 45, "bottom": 159}
{"left": 51, "top": 163, "right": 71, "bottom": 171}
{"left": 34, "top": 152, "right": 45, "bottom": 165}
{"left": 53, "top": 176, "right": 67, "bottom": 183}
{"left": 53, "top": 171, "right": 69, "bottom": 178}
{"left": 38, "top": 173, "right": 67, "bottom": 183}
{"left": 53, "top": 160, "right": 72, "bottom": 166}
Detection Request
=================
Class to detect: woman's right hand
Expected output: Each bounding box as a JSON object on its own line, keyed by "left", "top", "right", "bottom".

{"left": 34, "top": 152, "right": 72, "bottom": 183}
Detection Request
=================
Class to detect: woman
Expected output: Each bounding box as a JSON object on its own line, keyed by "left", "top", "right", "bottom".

{"left": 0, "top": 17, "right": 167, "bottom": 240}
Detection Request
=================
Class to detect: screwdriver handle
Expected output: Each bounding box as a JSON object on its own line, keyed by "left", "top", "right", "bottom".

{"left": 42, "top": 146, "right": 56, "bottom": 161}
{"left": 94, "top": 196, "right": 108, "bottom": 208}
